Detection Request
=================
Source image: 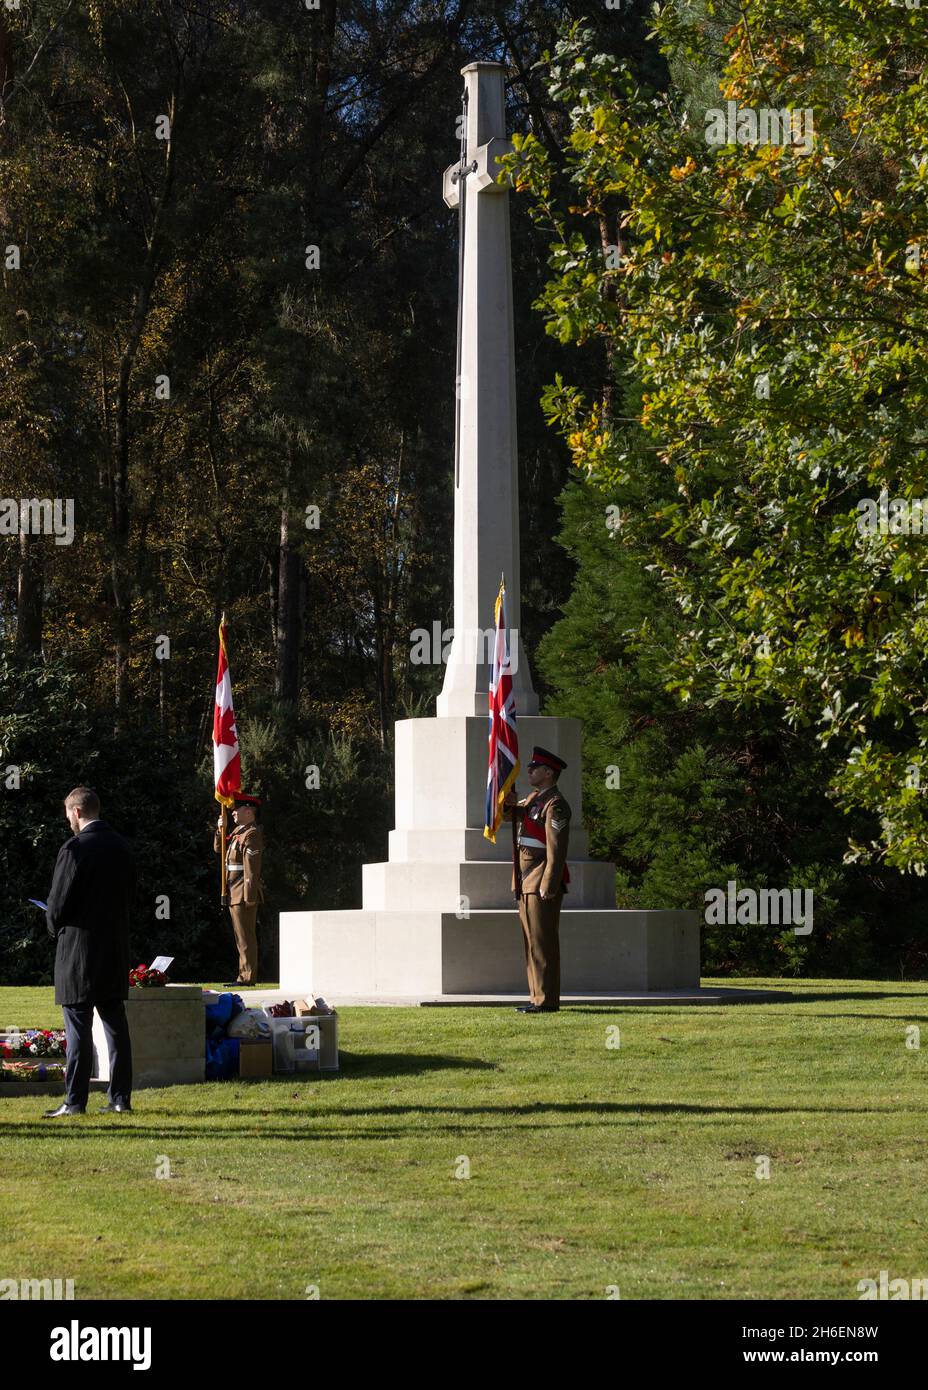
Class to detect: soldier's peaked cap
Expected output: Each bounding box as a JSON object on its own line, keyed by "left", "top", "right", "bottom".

{"left": 233, "top": 793, "right": 262, "bottom": 808}
{"left": 527, "top": 746, "right": 567, "bottom": 772}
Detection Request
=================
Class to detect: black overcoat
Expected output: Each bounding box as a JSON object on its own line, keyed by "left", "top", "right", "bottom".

{"left": 46, "top": 821, "right": 137, "bottom": 1006}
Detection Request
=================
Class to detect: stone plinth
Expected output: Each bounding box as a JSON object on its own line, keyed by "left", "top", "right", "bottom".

{"left": 280, "top": 908, "right": 698, "bottom": 999}
{"left": 279, "top": 710, "right": 701, "bottom": 1000}
{"left": 391, "top": 716, "right": 588, "bottom": 854}
{"left": 362, "top": 858, "right": 616, "bottom": 911}
{"left": 93, "top": 984, "right": 204, "bottom": 1089}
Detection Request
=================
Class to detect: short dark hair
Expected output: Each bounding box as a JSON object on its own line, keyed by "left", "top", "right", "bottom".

{"left": 65, "top": 786, "right": 100, "bottom": 818}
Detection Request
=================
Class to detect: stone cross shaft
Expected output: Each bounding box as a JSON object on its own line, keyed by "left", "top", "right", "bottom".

{"left": 437, "top": 62, "right": 538, "bottom": 717}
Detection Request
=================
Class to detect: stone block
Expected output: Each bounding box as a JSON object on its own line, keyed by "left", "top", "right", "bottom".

{"left": 92, "top": 985, "right": 204, "bottom": 1088}
{"left": 280, "top": 908, "right": 700, "bottom": 999}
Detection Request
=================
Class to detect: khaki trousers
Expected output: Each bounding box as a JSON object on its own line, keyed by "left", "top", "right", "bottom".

{"left": 518, "top": 891, "right": 562, "bottom": 1008}
{"left": 229, "top": 903, "right": 258, "bottom": 984}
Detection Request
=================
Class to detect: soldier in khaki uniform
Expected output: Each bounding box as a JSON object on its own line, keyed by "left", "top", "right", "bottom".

{"left": 502, "top": 746, "right": 571, "bottom": 1013}
{"left": 214, "top": 793, "right": 264, "bottom": 986}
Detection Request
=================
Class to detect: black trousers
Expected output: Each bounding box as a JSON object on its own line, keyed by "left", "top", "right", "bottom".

{"left": 62, "top": 1000, "right": 132, "bottom": 1109}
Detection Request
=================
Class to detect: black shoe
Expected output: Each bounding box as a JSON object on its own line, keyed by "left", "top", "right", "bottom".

{"left": 518, "top": 1004, "right": 559, "bottom": 1013}
{"left": 98, "top": 1102, "right": 132, "bottom": 1113}
{"left": 43, "top": 1102, "right": 85, "bottom": 1117}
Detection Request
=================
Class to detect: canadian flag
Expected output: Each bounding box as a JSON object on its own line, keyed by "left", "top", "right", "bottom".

{"left": 213, "top": 619, "right": 241, "bottom": 806}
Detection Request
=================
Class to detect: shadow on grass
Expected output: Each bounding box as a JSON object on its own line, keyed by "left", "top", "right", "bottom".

{"left": 336, "top": 1051, "right": 498, "bottom": 1078}
{"left": 3, "top": 1097, "right": 924, "bottom": 1143}
{"left": 575, "top": 990, "right": 928, "bottom": 1014}
{"left": 796, "top": 1013, "right": 928, "bottom": 1021}
{"left": 753, "top": 989, "right": 928, "bottom": 1004}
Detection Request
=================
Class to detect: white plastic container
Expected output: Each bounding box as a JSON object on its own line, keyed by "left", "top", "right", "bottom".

{"left": 271, "top": 1019, "right": 320, "bottom": 1073}
{"left": 265, "top": 1012, "right": 339, "bottom": 1072}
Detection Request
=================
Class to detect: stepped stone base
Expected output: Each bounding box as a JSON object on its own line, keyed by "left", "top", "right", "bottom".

{"left": 279, "top": 908, "right": 699, "bottom": 998}
{"left": 362, "top": 857, "right": 616, "bottom": 910}
{"left": 281, "top": 714, "right": 701, "bottom": 1001}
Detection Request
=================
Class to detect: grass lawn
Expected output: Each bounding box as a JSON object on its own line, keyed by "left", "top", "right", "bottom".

{"left": 0, "top": 978, "right": 925, "bottom": 1300}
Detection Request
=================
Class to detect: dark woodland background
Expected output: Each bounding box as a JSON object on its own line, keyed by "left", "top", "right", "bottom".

{"left": 2, "top": 0, "right": 926, "bottom": 983}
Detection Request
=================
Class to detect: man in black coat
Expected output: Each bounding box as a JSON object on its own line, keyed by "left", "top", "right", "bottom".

{"left": 43, "top": 786, "right": 137, "bottom": 1117}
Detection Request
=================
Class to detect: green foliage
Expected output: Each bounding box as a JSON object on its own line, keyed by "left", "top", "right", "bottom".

{"left": 537, "top": 472, "right": 928, "bottom": 977}
{"left": 507, "top": 7, "right": 928, "bottom": 879}
{"left": 0, "top": 2, "right": 591, "bottom": 986}
{"left": 0, "top": 652, "right": 219, "bottom": 982}
{"left": 0, "top": 654, "right": 393, "bottom": 983}
{"left": 231, "top": 701, "right": 393, "bottom": 920}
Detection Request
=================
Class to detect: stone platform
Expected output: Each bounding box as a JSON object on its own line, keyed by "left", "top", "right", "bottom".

{"left": 279, "top": 714, "right": 702, "bottom": 1001}
{"left": 242, "top": 986, "right": 786, "bottom": 1009}
{"left": 279, "top": 904, "right": 699, "bottom": 999}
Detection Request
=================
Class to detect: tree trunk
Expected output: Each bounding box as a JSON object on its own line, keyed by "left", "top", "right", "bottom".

{"left": 305, "top": 0, "right": 337, "bottom": 202}
{"left": 110, "top": 87, "right": 179, "bottom": 722}
{"left": 14, "top": 529, "right": 43, "bottom": 658}
{"left": 372, "top": 581, "right": 387, "bottom": 749}
{"left": 275, "top": 471, "right": 303, "bottom": 705}
{"left": 0, "top": 6, "right": 15, "bottom": 133}
{"left": 272, "top": 4, "right": 335, "bottom": 706}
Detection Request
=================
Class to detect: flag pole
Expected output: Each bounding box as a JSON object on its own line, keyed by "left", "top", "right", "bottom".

{"left": 501, "top": 572, "right": 521, "bottom": 898}
{"left": 220, "top": 813, "right": 228, "bottom": 907}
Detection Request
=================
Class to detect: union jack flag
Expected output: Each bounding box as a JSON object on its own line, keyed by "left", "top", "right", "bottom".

{"left": 484, "top": 577, "right": 520, "bottom": 842}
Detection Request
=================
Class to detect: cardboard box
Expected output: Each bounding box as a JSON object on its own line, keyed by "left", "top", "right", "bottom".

{"left": 238, "top": 1040, "right": 273, "bottom": 1078}
{"left": 292, "top": 996, "right": 336, "bottom": 1017}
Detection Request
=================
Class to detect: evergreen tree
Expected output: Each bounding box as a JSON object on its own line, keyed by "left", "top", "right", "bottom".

{"left": 539, "top": 476, "right": 928, "bottom": 975}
